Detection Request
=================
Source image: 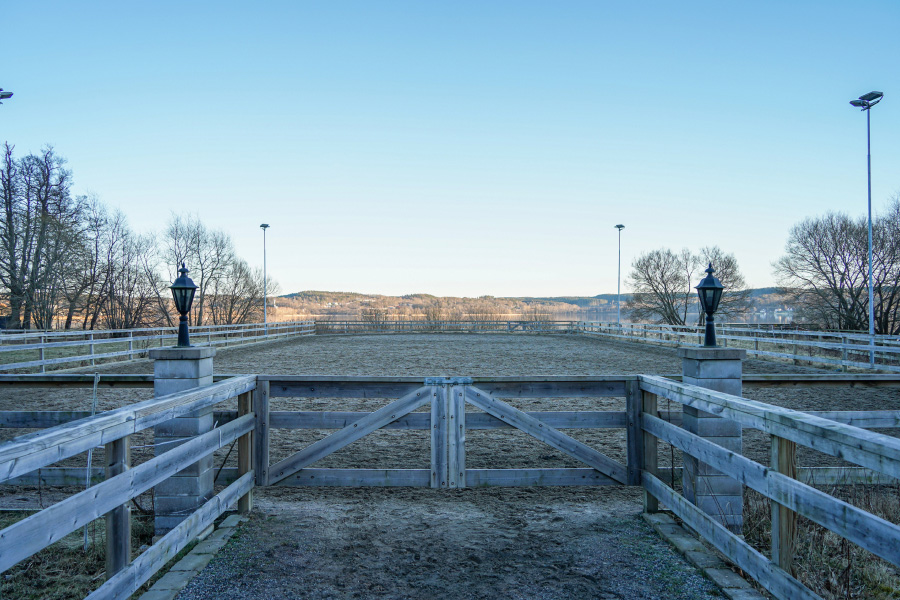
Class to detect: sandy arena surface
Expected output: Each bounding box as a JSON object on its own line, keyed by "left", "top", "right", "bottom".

{"left": 2, "top": 333, "right": 899, "bottom": 599}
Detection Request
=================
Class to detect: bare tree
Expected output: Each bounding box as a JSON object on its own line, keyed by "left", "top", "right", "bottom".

{"left": 207, "top": 259, "right": 278, "bottom": 325}
{"left": 0, "top": 144, "right": 82, "bottom": 329}
{"left": 627, "top": 246, "right": 750, "bottom": 325}
{"left": 774, "top": 197, "right": 900, "bottom": 334}
{"left": 164, "top": 213, "right": 234, "bottom": 327}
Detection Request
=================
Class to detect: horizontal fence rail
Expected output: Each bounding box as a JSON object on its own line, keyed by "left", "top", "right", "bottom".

{"left": 313, "top": 320, "right": 579, "bottom": 334}
{"left": 0, "top": 321, "right": 314, "bottom": 373}
{"left": 638, "top": 374, "right": 900, "bottom": 600}
{"left": 578, "top": 322, "right": 900, "bottom": 372}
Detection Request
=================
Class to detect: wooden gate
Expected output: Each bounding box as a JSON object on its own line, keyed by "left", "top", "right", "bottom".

{"left": 257, "top": 376, "right": 640, "bottom": 488}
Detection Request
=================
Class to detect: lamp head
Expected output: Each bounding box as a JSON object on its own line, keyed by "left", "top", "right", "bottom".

{"left": 260, "top": 223, "right": 270, "bottom": 230}
{"left": 615, "top": 224, "right": 625, "bottom": 230}
{"left": 0, "top": 89, "right": 11, "bottom": 103}
{"left": 695, "top": 263, "right": 724, "bottom": 315}
{"left": 170, "top": 263, "right": 198, "bottom": 316}
{"left": 850, "top": 91, "right": 883, "bottom": 110}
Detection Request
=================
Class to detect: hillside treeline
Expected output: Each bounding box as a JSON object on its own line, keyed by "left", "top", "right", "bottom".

{"left": 0, "top": 144, "right": 276, "bottom": 330}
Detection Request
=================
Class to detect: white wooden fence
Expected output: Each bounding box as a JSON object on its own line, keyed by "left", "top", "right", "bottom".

{"left": 577, "top": 321, "right": 900, "bottom": 372}
{"left": 0, "top": 321, "right": 315, "bottom": 373}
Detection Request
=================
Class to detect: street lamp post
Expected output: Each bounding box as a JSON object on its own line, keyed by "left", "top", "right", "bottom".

{"left": 696, "top": 263, "right": 724, "bottom": 347}
{"left": 849, "top": 91, "right": 883, "bottom": 366}
{"left": 260, "top": 224, "right": 269, "bottom": 336}
{"left": 615, "top": 224, "right": 625, "bottom": 326}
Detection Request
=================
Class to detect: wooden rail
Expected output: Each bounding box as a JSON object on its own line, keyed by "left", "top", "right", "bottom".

{"left": 314, "top": 320, "right": 579, "bottom": 334}
{"left": 0, "top": 375, "right": 258, "bottom": 599}
{"left": 578, "top": 322, "right": 900, "bottom": 372}
{"left": 0, "top": 321, "right": 314, "bottom": 373}
{"left": 638, "top": 374, "right": 900, "bottom": 600}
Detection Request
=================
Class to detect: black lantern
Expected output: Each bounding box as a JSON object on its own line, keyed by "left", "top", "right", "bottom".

{"left": 695, "top": 263, "right": 724, "bottom": 347}
{"left": 170, "top": 263, "right": 198, "bottom": 347}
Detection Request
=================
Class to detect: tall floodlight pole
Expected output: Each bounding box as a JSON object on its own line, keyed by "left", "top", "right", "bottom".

{"left": 260, "top": 223, "right": 270, "bottom": 336}
{"left": 615, "top": 224, "right": 625, "bottom": 326}
{"left": 849, "top": 91, "right": 883, "bottom": 366}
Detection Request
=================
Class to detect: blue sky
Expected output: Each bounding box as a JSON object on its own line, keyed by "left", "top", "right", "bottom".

{"left": 3, "top": 2, "right": 899, "bottom": 297}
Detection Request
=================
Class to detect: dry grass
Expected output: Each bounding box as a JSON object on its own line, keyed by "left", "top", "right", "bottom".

{"left": 0, "top": 511, "right": 155, "bottom": 600}
{"left": 743, "top": 484, "right": 900, "bottom": 600}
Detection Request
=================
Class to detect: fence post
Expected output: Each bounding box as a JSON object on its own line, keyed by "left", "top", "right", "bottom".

{"left": 770, "top": 435, "right": 797, "bottom": 574}
{"left": 39, "top": 335, "right": 45, "bottom": 373}
{"left": 105, "top": 435, "right": 131, "bottom": 578}
{"left": 841, "top": 336, "right": 848, "bottom": 372}
{"left": 89, "top": 333, "right": 95, "bottom": 367}
{"left": 641, "top": 390, "right": 659, "bottom": 513}
{"left": 679, "top": 347, "right": 745, "bottom": 534}
{"left": 430, "top": 384, "right": 448, "bottom": 489}
{"left": 128, "top": 331, "right": 134, "bottom": 360}
{"left": 238, "top": 390, "right": 254, "bottom": 513}
{"left": 253, "top": 380, "right": 270, "bottom": 486}
{"left": 625, "top": 379, "right": 642, "bottom": 486}
{"left": 150, "top": 346, "right": 216, "bottom": 536}
{"left": 448, "top": 384, "right": 466, "bottom": 489}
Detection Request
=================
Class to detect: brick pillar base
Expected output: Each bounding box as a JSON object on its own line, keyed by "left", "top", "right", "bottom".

{"left": 678, "top": 347, "right": 745, "bottom": 534}
{"left": 150, "top": 346, "right": 216, "bottom": 536}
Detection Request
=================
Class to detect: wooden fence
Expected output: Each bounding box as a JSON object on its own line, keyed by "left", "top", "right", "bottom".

{"left": 0, "top": 321, "right": 314, "bottom": 373}
{"left": 0, "top": 375, "right": 258, "bottom": 600}
{"left": 1, "top": 371, "right": 900, "bottom": 599}
{"left": 577, "top": 322, "right": 900, "bottom": 372}
{"left": 314, "top": 320, "right": 578, "bottom": 334}
{"left": 638, "top": 374, "right": 900, "bottom": 600}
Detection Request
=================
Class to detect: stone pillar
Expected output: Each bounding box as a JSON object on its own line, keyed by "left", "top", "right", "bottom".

{"left": 150, "top": 346, "right": 216, "bottom": 536}
{"left": 678, "top": 347, "right": 745, "bottom": 534}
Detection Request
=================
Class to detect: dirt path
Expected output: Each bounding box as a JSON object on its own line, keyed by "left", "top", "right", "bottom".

{"left": 176, "top": 487, "right": 722, "bottom": 600}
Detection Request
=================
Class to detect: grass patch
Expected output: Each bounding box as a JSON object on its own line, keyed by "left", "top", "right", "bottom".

{"left": 743, "top": 484, "right": 900, "bottom": 600}
{"left": 0, "top": 511, "right": 154, "bottom": 600}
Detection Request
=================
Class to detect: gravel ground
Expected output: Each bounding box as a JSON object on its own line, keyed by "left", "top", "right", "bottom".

{"left": 3, "top": 332, "right": 898, "bottom": 598}
{"left": 177, "top": 487, "right": 723, "bottom": 600}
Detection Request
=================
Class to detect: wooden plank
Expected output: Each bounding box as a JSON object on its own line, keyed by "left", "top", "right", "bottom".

{"left": 797, "top": 466, "right": 899, "bottom": 485}
{"left": 266, "top": 380, "right": 424, "bottom": 399}
{"left": 237, "top": 391, "right": 253, "bottom": 514}
{"left": 2, "top": 467, "right": 104, "bottom": 486}
{"left": 743, "top": 374, "right": 900, "bottom": 388}
{"left": 277, "top": 468, "right": 431, "bottom": 487}
{"left": 465, "top": 386, "right": 628, "bottom": 484}
{"left": 806, "top": 410, "right": 900, "bottom": 429}
{"left": 253, "top": 381, "right": 270, "bottom": 486}
{"left": 267, "top": 386, "right": 431, "bottom": 486}
{"left": 0, "top": 411, "right": 92, "bottom": 428}
{"left": 431, "top": 385, "right": 448, "bottom": 489}
{"left": 0, "top": 414, "right": 253, "bottom": 572}
{"left": 469, "top": 380, "right": 627, "bottom": 398}
{"left": 466, "top": 468, "right": 617, "bottom": 487}
{"left": 0, "top": 374, "right": 154, "bottom": 388}
{"left": 643, "top": 414, "right": 900, "bottom": 567}
{"left": 104, "top": 436, "right": 130, "bottom": 578}
{"left": 86, "top": 472, "right": 254, "bottom": 600}
{"left": 448, "top": 385, "right": 465, "bottom": 489}
{"left": 642, "top": 391, "right": 659, "bottom": 513}
{"left": 625, "top": 380, "right": 642, "bottom": 485}
{"left": 0, "top": 375, "right": 257, "bottom": 483}
{"left": 269, "top": 410, "right": 626, "bottom": 430}
{"left": 771, "top": 435, "right": 797, "bottom": 574}
{"left": 642, "top": 472, "right": 819, "bottom": 600}
{"left": 639, "top": 375, "right": 900, "bottom": 480}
